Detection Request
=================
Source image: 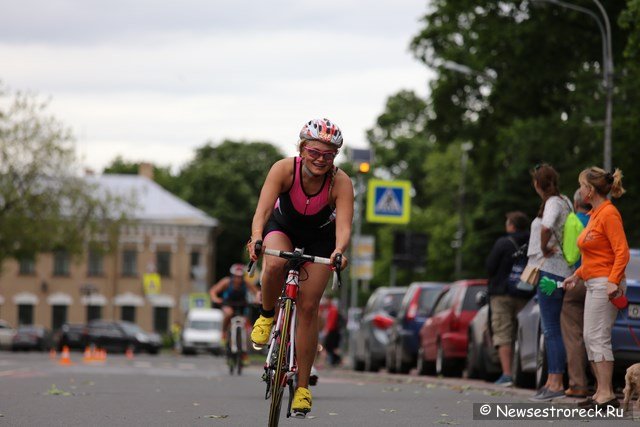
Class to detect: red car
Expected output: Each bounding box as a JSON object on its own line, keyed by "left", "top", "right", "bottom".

{"left": 417, "top": 279, "right": 487, "bottom": 377}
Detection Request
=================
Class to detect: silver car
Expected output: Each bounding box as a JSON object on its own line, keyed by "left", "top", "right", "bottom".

{"left": 0, "top": 320, "right": 16, "bottom": 350}
{"left": 352, "top": 287, "right": 407, "bottom": 372}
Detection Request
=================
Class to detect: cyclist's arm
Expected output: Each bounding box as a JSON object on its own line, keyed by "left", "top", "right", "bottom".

{"left": 331, "top": 169, "right": 355, "bottom": 262}
{"left": 209, "top": 277, "right": 230, "bottom": 304}
{"left": 248, "top": 158, "right": 293, "bottom": 260}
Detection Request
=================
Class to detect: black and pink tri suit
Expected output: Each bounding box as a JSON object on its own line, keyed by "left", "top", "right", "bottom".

{"left": 263, "top": 157, "right": 337, "bottom": 257}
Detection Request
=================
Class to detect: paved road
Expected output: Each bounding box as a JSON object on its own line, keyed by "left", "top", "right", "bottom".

{"left": 0, "top": 351, "right": 636, "bottom": 426}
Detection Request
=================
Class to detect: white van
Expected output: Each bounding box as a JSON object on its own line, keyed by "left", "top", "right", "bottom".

{"left": 181, "top": 308, "right": 224, "bottom": 355}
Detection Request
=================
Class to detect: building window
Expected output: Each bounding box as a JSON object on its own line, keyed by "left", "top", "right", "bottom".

{"left": 53, "top": 250, "right": 70, "bottom": 276}
{"left": 122, "top": 250, "right": 137, "bottom": 277}
{"left": 88, "top": 250, "right": 104, "bottom": 277}
{"left": 190, "top": 251, "right": 200, "bottom": 279}
{"left": 87, "top": 305, "right": 102, "bottom": 322}
{"left": 121, "top": 306, "right": 135, "bottom": 322}
{"left": 18, "top": 304, "right": 34, "bottom": 325}
{"left": 153, "top": 307, "right": 169, "bottom": 333}
{"left": 52, "top": 305, "right": 67, "bottom": 330}
{"left": 157, "top": 251, "right": 171, "bottom": 277}
{"left": 19, "top": 257, "right": 36, "bottom": 275}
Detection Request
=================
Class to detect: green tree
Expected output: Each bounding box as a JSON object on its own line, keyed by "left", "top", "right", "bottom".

{"left": 0, "top": 85, "right": 132, "bottom": 264}
{"left": 178, "top": 140, "right": 284, "bottom": 279}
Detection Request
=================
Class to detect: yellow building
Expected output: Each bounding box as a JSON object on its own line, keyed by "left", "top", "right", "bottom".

{"left": 0, "top": 165, "right": 218, "bottom": 334}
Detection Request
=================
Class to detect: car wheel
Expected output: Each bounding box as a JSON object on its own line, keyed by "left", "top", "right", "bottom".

{"left": 436, "top": 341, "right": 461, "bottom": 377}
{"left": 364, "top": 343, "right": 380, "bottom": 372}
{"left": 352, "top": 355, "right": 365, "bottom": 371}
{"left": 396, "top": 344, "right": 411, "bottom": 374}
{"left": 535, "top": 333, "right": 548, "bottom": 390}
{"left": 512, "top": 331, "right": 534, "bottom": 388}
{"left": 464, "top": 328, "right": 484, "bottom": 379}
{"left": 386, "top": 343, "right": 397, "bottom": 373}
{"left": 416, "top": 347, "right": 435, "bottom": 376}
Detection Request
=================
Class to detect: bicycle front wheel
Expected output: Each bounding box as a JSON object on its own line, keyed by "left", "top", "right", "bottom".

{"left": 268, "top": 298, "right": 292, "bottom": 427}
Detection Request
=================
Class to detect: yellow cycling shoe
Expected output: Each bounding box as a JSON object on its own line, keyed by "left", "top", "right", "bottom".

{"left": 291, "top": 387, "right": 312, "bottom": 417}
{"left": 250, "top": 315, "right": 274, "bottom": 346}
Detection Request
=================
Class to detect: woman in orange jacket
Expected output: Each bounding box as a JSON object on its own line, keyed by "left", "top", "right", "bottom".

{"left": 563, "top": 167, "right": 629, "bottom": 410}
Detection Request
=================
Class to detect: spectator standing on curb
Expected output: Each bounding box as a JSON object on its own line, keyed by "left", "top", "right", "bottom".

{"left": 528, "top": 164, "right": 574, "bottom": 402}
{"left": 486, "top": 211, "right": 531, "bottom": 386}
{"left": 563, "top": 167, "right": 629, "bottom": 410}
{"left": 561, "top": 189, "right": 591, "bottom": 398}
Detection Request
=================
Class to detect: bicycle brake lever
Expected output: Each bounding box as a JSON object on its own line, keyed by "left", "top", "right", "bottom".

{"left": 248, "top": 240, "right": 263, "bottom": 277}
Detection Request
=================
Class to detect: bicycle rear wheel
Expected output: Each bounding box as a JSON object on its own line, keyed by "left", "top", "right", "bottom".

{"left": 236, "top": 327, "right": 243, "bottom": 375}
{"left": 268, "top": 298, "right": 292, "bottom": 427}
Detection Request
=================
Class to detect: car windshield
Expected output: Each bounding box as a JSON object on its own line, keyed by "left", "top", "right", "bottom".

{"left": 379, "top": 293, "right": 404, "bottom": 314}
{"left": 119, "top": 322, "right": 143, "bottom": 335}
{"left": 462, "top": 286, "right": 487, "bottom": 310}
{"left": 189, "top": 320, "right": 217, "bottom": 330}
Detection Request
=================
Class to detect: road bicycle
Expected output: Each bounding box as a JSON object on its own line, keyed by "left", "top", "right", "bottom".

{"left": 248, "top": 241, "right": 342, "bottom": 427}
{"left": 226, "top": 303, "right": 249, "bottom": 375}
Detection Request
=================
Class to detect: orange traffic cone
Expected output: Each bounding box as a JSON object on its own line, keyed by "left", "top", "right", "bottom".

{"left": 49, "top": 348, "right": 57, "bottom": 360}
{"left": 59, "top": 345, "right": 74, "bottom": 366}
{"left": 83, "top": 346, "right": 93, "bottom": 362}
{"left": 125, "top": 346, "right": 134, "bottom": 360}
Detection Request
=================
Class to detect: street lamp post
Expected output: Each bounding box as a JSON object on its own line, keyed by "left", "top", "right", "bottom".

{"left": 533, "top": 0, "right": 613, "bottom": 171}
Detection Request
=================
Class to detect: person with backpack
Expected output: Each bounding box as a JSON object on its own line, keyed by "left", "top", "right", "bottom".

{"left": 527, "top": 164, "right": 574, "bottom": 402}
{"left": 560, "top": 189, "right": 591, "bottom": 398}
{"left": 485, "top": 211, "right": 531, "bottom": 386}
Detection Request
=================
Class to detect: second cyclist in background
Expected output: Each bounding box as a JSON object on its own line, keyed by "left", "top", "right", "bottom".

{"left": 210, "top": 263, "right": 260, "bottom": 345}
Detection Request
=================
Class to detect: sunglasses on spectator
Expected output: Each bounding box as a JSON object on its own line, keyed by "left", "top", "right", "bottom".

{"left": 305, "top": 147, "right": 337, "bottom": 162}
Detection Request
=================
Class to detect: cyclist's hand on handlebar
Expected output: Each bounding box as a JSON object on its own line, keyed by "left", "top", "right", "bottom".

{"left": 330, "top": 250, "right": 347, "bottom": 270}
{"left": 247, "top": 237, "right": 263, "bottom": 261}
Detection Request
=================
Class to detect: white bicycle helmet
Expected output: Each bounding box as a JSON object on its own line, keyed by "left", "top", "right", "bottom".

{"left": 229, "top": 263, "right": 245, "bottom": 277}
{"left": 299, "top": 118, "right": 344, "bottom": 148}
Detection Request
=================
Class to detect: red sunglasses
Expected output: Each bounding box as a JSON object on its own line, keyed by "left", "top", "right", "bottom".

{"left": 305, "top": 147, "right": 337, "bottom": 162}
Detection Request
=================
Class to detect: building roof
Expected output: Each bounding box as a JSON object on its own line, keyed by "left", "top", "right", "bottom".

{"left": 88, "top": 174, "right": 218, "bottom": 227}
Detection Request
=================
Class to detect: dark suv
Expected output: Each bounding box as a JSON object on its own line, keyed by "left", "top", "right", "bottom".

{"left": 84, "top": 320, "right": 161, "bottom": 354}
{"left": 385, "top": 282, "right": 447, "bottom": 373}
{"left": 54, "top": 323, "right": 87, "bottom": 351}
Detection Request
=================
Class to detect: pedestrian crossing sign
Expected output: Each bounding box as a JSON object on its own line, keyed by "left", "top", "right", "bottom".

{"left": 366, "top": 179, "right": 411, "bottom": 224}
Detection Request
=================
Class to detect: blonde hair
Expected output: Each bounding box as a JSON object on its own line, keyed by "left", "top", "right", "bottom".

{"left": 579, "top": 166, "right": 625, "bottom": 199}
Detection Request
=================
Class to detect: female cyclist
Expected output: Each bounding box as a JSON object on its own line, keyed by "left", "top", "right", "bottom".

{"left": 247, "top": 118, "right": 353, "bottom": 417}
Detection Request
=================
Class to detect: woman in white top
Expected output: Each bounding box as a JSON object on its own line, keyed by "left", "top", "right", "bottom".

{"left": 527, "top": 164, "right": 573, "bottom": 402}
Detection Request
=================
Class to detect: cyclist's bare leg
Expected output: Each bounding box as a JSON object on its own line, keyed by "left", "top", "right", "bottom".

{"left": 222, "top": 306, "right": 233, "bottom": 338}
{"left": 260, "top": 232, "right": 292, "bottom": 312}
{"left": 295, "top": 263, "right": 331, "bottom": 389}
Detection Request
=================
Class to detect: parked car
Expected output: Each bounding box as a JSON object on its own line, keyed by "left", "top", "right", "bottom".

{"left": 418, "top": 279, "right": 488, "bottom": 377}
{"left": 84, "top": 320, "right": 161, "bottom": 354}
{"left": 0, "top": 319, "right": 16, "bottom": 350}
{"left": 386, "top": 282, "right": 447, "bottom": 374}
{"left": 12, "top": 325, "right": 53, "bottom": 351}
{"left": 352, "top": 286, "right": 407, "bottom": 372}
{"left": 54, "top": 323, "right": 87, "bottom": 351}
{"left": 513, "top": 249, "right": 640, "bottom": 389}
{"left": 181, "top": 308, "right": 224, "bottom": 355}
{"left": 464, "top": 290, "right": 502, "bottom": 380}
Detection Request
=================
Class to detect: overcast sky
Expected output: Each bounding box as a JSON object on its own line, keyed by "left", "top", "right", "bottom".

{"left": 2, "top": 0, "right": 432, "bottom": 173}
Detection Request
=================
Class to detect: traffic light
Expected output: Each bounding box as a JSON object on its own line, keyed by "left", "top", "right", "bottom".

{"left": 358, "top": 162, "right": 370, "bottom": 174}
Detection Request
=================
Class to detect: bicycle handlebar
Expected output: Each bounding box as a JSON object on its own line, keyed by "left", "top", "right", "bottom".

{"left": 247, "top": 240, "right": 343, "bottom": 290}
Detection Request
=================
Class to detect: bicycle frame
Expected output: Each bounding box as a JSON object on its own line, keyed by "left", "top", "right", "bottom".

{"left": 229, "top": 315, "right": 248, "bottom": 354}
{"left": 264, "top": 266, "right": 300, "bottom": 388}
{"left": 249, "top": 244, "right": 341, "bottom": 426}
